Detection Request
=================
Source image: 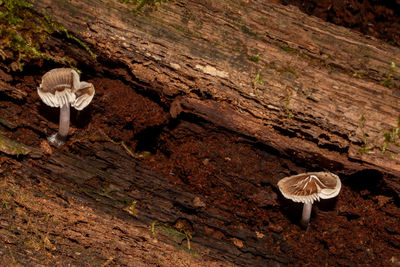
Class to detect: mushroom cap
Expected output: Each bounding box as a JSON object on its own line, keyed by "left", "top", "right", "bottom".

{"left": 71, "top": 81, "right": 95, "bottom": 110}
{"left": 277, "top": 172, "right": 341, "bottom": 204}
{"left": 38, "top": 68, "right": 95, "bottom": 110}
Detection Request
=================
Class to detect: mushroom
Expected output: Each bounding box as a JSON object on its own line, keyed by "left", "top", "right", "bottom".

{"left": 277, "top": 171, "right": 341, "bottom": 228}
{"left": 37, "top": 68, "right": 95, "bottom": 146}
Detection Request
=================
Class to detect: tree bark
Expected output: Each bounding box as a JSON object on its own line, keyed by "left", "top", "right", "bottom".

{"left": 25, "top": 142, "right": 289, "bottom": 266}
{"left": 2, "top": 0, "right": 398, "bottom": 265}
{"left": 32, "top": 0, "right": 400, "bottom": 196}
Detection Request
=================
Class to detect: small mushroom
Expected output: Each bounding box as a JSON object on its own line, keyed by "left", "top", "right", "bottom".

{"left": 37, "top": 68, "right": 95, "bottom": 146}
{"left": 277, "top": 171, "right": 341, "bottom": 228}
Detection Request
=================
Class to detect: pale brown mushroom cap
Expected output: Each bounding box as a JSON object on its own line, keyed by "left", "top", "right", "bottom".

{"left": 71, "top": 81, "right": 95, "bottom": 110}
{"left": 38, "top": 68, "right": 95, "bottom": 110}
{"left": 277, "top": 172, "right": 341, "bottom": 204}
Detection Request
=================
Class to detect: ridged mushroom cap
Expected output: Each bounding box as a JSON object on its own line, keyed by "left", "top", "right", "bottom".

{"left": 38, "top": 68, "right": 95, "bottom": 110}
{"left": 277, "top": 172, "right": 341, "bottom": 204}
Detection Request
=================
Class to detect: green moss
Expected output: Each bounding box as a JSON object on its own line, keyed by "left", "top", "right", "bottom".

{"left": 0, "top": 0, "right": 95, "bottom": 71}
{"left": 358, "top": 114, "right": 375, "bottom": 155}
{"left": 280, "top": 43, "right": 298, "bottom": 54}
{"left": 43, "top": 15, "right": 97, "bottom": 59}
{"left": 280, "top": 43, "right": 310, "bottom": 60}
{"left": 381, "top": 77, "right": 391, "bottom": 88}
{"left": 0, "top": 133, "right": 30, "bottom": 156}
{"left": 381, "top": 62, "right": 397, "bottom": 88}
{"left": 248, "top": 54, "right": 259, "bottom": 63}
{"left": 152, "top": 221, "right": 187, "bottom": 243}
{"left": 358, "top": 114, "right": 400, "bottom": 157}
{"left": 381, "top": 132, "right": 391, "bottom": 153}
{"left": 327, "top": 64, "right": 336, "bottom": 71}
{"left": 380, "top": 118, "right": 400, "bottom": 154}
{"left": 1, "top": 199, "right": 9, "bottom": 209}
{"left": 151, "top": 220, "right": 195, "bottom": 252}
{"left": 252, "top": 71, "right": 262, "bottom": 90}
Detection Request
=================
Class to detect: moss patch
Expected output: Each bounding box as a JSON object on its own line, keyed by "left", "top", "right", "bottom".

{"left": 0, "top": 0, "right": 95, "bottom": 71}
{"left": 380, "top": 62, "right": 397, "bottom": 88}
{"left": 0, "top": 133, "right": 30, "bottom": 156}
{"left": 358, "top": 114, "right": 400, "bottom": 158}
{"left": 248, "top": 54, "right": 260, "bottom": 63}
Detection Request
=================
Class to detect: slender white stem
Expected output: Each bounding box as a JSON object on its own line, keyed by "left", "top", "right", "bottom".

{"left": 59, "top": 104, "right": 70, "bottom": 138}
{"left": 47, "top": 104, "right": 70, "bottom": 146}
{"left": 300, "top": 202, "right": 312, "bottom": 228}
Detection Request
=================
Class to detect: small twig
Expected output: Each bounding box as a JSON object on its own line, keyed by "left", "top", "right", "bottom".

{"left": 184, "top": 230, "right": 192, "bottom": 250}
{"left": 151, "top": 220, "right": 158, "bottom": 236}
{"left": 98, "top": 129, "right": 135, "bottom": 158}
{"left": 71, "top": 129, "right": 136, "bottom": 159}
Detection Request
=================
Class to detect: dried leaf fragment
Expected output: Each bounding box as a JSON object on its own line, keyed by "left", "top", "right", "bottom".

{"left": 231, "top": 237, "right": 244, "bottom": 248}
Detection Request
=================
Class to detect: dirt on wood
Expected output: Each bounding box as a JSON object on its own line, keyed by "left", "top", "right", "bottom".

{"left": 0, "top": 0, "right": 400, "bottom": 266}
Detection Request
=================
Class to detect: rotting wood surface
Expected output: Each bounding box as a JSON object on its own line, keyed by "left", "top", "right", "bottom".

{"left": 32, "top": 0, "right": 400, "bottom": 195}
{"left": 1, "top": 0, "right": 400, "bottom": 266}
{"left": 27, "top": 142, "right": 287, "bottom": 266}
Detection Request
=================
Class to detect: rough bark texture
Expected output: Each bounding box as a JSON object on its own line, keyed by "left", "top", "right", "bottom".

{"left": 1, "top": 0, "right": 400, "bottom": 266}
{"left": 33, "top": 0, "right": 400, "bottom": 195}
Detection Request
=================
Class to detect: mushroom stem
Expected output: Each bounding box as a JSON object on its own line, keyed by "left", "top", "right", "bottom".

{"left": 47, "top": 103, "right": 70, "bottom": 146}
{"left": 300, "top": 202, "right": 312, "bottom": 228}
{"left": 59, "top": 103, "right": 70, "bottom": 138}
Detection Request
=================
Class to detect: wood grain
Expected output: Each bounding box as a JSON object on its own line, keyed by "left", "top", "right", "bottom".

{"left": 32, "top": 0, "right": 400, "bottom": 192}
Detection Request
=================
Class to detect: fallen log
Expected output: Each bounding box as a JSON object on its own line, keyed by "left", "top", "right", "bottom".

{"left": 32, "top": 0, "right": 400, "bottom": 195}
{"left": 1, "top": 0, "right": 400, "bottom": 266}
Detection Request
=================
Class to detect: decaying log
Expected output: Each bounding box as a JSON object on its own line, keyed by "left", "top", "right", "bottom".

{"left": 32, "top": 0, "right": 400, "bottom": 196}
{"left": 0, "top": 1, "right": 399, "bottom": 266}
{"left": 20, "top": 142, "right": 290, "bottom": 266}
